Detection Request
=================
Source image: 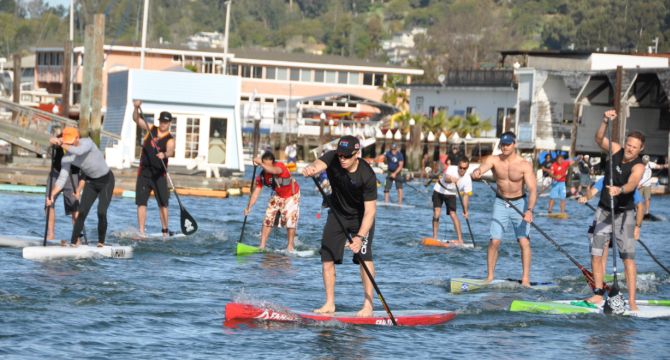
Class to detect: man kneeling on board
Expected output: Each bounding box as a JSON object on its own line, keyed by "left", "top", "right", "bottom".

{"left": 430, "top": 157, "right": 472, "bottom": 245}
{"left": 244, "top": 151, "right": 301, "bottom": 252}
{"left": 582, "top": 109, "right": 645, "bottom": 311}
{"left": 302, "top": 135, "right": 378, "bottom": 317}
{"left": 46, "top": 127, "right": 115, "bottom": 247}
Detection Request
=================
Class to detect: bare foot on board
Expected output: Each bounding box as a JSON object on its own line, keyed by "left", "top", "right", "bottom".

{"left": 356, "top": 306, "right": 373, "bottom": 317}
{"left": 313, "top": 303, "right": 336, "bottom": 314}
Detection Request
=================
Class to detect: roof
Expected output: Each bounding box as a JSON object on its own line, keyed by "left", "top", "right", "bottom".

{"left": 400, "top": 69, "right": 514, "bottom": 88}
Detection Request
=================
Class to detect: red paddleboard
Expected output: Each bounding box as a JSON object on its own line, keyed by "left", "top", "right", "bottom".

{"left": 225, "top": 302, "right": 456, "bottom": 327}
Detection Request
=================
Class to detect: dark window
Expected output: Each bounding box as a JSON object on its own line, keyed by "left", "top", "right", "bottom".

{"left": 241, "top": 65, "right": 251, "bottom": 78}
{"left": 363, "top": 73, "right": 374, "bottom": 85}
{"left": 315, "top": 70, "right": 324, "bottom": 82}
{"left": 252, "top": 66, "right": 262, "bottom": 78}
{"left": 466, "top": 107, "right": 476, "bottom": 115}
{"left": 338, "top": 72, "right": 348, "bottom": 84}
{"left": 227, "top": 64, "right": 238, "bottom": 75}
{"left": 428, "top": 106, "right": 436, "bottom": 118}
{"left": 373, "top": 73, "right": 384, "bottom": 87}
{"left": 496, "top": 108, "right": 505, "bottom": 137}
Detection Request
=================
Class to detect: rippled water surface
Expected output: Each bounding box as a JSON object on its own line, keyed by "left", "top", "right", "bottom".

{"left": 1, "top": 170, "right": 669, "bottom": 359}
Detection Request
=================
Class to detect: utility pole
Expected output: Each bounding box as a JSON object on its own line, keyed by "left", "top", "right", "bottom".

{"left": 613, "top": 66, "right": 623, "bottom": 144}
{"left": 140, "top": 0, "right": 149, "bottom": 70}
{"left": 61, "top": 40, "right": 72, "bottom": 117}
{"left": 12, "top": 54, "right": 20, "bottom": 105}
{"left": 80, "top": 14, "right": 105, "bottom": 146}
{"left": 222, "top": 0, "right": 231, "bottom": 74}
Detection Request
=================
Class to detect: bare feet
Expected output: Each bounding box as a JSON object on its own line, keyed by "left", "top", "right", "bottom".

{"left": 448, "top": 240, "right": 464, "bottom": 247}
{"left": 520, "top": 281, "right": 531, "bottom": 288}
{"left": 356, "top": 306, "right": 373, "bottom": 317}
{"left": 70, "top": 240, "right": 81, "bottom": 247}
{"left": 60, "top": 240, "right": 68, "bottom": 247}
{"left": 484, "top": 277, "right": 494, "bottom": 284}
{"left": 629, "top": 302, "right": 639, "bottom": 312}
{"left": 313, "top": 303, "right": 335, "bottom": 314}
{"left": 96, "top": 242, "right": 104, "bottom": 248}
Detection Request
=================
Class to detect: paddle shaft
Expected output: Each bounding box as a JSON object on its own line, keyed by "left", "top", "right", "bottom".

{"left": 312, "top": 176, "right": 398, "bottom": 326}
{"left": 605, "top": 119, "right": 621, "bottom": 292}
{"left": 481, "top": 179, "right": 605, "bottom": 291}
{"left": 455, "top": 187, "right": 476, "bottom": 247}
{"left": 239, "top": 118, "right": 261, "bottom": 243}
{"left": 138, "top": 107, "right": 197, "bottom": 235}
{"left": 43, "top": 146, "right": 56, "bottom": 246}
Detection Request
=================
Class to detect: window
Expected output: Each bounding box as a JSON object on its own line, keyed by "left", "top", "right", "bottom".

{"left": 252, "top": 66, "right": 263, "bottom": 79}
{"left": 325, "top": 71, "right": 337, "bottom": 83}
{"left": 301, "top": 69, "right": 312, "bottom": 82}
{"left": 415, "top": 96, "right": 424, "bottom": 112}
{"left": 562, "top": 103, "right": 573, "bottom": 124}
{"left": 496, "top": 108, "right": 505, "bottom": 137}
{"left": 266, "top": 67, "right": 276, "bottom": 80}
{"left": 373, "top": 73, "right": 384, "bottom": 87}
{"left": 428, "top": 106, "right": 436, "bottom": 118}
{"left": 363, "top": 73, "right": 373, "bottom": 85}
{"left": 226, "top": 64, "right": 238, "bottom": 75}
{"left": 290, "top": 68, "right": 300, "bottom": 81}
{"left": 315, "top": 70, "right": 324, "bottom": 82}
{"left": 277, "top": 68, "right": 288, "bottom": 80}
{"left": 338, "top": 72, "right": 348, "bottom": 84}
{"left": 349, "top": 72, "right": 360, "bottom": 85}
{"left": 209, "top": 117, "right": 227, "bottom": 164}
{"left": 185, "top": 117, "right": 200, "bottom": 159}
{"left": 241, "top": 65, "right": 252, "bottom": 78}
{"left": 466, "top": 107, "right": 476, "bottom": 115}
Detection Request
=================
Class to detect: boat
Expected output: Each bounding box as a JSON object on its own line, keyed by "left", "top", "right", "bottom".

{"left": 224, "top": 302, "right": 456, "bottom": 327}
{"left": 0, "top": 235, "right": 60, "bottom": 248}
{"left": 22, "top": 244, "right": 133, "bottom": 260}
{"left": 236, "top": 242, "right": 315, "bottom": 257}
{"left": 449, "top": 277, "right": 557, "bottom": 294}
{"left": 421, "top": 238, "right": 474, "bottom": 248}
{"left": 509, "top": 299, "right": 670, "bottom": 318}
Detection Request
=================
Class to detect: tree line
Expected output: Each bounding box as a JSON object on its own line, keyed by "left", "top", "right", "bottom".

{"left": 1, "top": 0, "right": 668, "bottom": 82}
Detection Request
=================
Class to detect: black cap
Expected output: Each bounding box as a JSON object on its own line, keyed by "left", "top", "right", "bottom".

{"left": 336, "top": 135, "right": 360, "bottom": 157}
{"left": 500, "top": 131, "right": 516, "bottom": 145}
{"left": 158, "top": 111, "right": 173, "bottom": 122}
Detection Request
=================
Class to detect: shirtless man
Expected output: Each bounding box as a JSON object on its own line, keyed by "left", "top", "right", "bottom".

{"left": 471, "top": 131, "right": 537, "bottom": 286}
{"left": 302, "top": 135, "right": 377, "bottom": 317}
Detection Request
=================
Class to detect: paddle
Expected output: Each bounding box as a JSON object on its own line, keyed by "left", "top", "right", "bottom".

{"left": 455, "top": 188, "right": 476, "bottom": 247}
{"left": 68, "top": 172, "right": 88, "bottom": 245}
{"left": 238, "top": 117, "right": 261, "bottom": 246}
{"left": 582, "top": 201, "right": 670, "bottom": 276}
{"left": 43, "top": 146, "right": 56, "bottom": 246}
{"left": 312, "top": 176, "right": 398, "bottom": 326}
{"left": 138, "top": 107, "right": 197, "bottom": 235}
{"left": 481, "top": 179, "right": 607, "bottom": 291}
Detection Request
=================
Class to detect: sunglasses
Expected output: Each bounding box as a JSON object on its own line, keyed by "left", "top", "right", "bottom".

{"left": 337, "top": 152, "right": 357, "bottom": 159}
{"left": 458, "top": 166, "right": 468, "bottom": 170}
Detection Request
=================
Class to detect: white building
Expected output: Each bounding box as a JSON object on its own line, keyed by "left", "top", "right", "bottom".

{"left": 103, "top": 69, "right": 243, "bottom": 172}
{"left": 509, "top": 50, "right": 670, "bottom": 156}
{"left": 401, "top": 70, "right": 517, "bottom": 138}
{"left": 381, "top": 28, "right": 427, "bottom": 65}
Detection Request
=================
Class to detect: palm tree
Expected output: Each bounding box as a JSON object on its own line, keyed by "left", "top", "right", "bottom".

{"left": 446, "top": 113, "right": 492, "bottom": 137}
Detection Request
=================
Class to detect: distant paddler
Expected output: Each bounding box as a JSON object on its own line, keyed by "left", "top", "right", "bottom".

{"left": 132, "top": 100, "right": 176, "bottom": 237}
{"left": 244, "top": 151, "right": 301, "bottom": 252}
{"left": 471, "top": 131, "right": 537, "bottom": 286}
{"left": 430, "top": 157, "right": 472, "bottom": 245}
{"left": 547, "top": 154, "right": 571, "bottom": 215}
{"left": 46, "top": 127, "right": 115, "bottom": 247}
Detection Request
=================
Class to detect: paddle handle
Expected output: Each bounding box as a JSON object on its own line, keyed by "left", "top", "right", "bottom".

{"left": 312, "top": 176, "right": 398, "bottom": 326}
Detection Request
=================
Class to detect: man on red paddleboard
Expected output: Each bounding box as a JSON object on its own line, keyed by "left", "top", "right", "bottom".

{"left": 302, "top": 135, "right": 378, "bottom": 317}
{"left": 471, "top": 131, "right": 537, "bottom": 286}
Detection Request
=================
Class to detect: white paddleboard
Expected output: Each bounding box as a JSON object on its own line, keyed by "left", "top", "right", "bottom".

{"left": 0, "top": 235, "right": 61, "bottom": 248}
{"left": 450, "top": 277, "right": 557, "bottom": 294}
{"left": 377, "top": 202, "right": 416, "bottom": 209}
{"left": 23, "top": 244, "right": 133, "bottom": 260}
{"left": 112, "top": 230, "right": 187, "bottom": 241}
{"left": 274, "top": 248, "right": 316, "bottom": 258}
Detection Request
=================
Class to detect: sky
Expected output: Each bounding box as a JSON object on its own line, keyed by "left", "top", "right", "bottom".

{"left": 44, "top": 0, "right": 71, "bottom": 8}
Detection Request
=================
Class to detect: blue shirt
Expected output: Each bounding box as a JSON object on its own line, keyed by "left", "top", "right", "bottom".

{"left": 384, "top": 150, "right": 404, "bottom": 172}
{"left": 593, "top": 177, "right": 642, "bottom": 205}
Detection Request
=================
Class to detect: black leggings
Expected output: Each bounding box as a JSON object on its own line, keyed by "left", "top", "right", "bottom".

{"left": 71, "top": 171, "right": 115, "bottom": 244}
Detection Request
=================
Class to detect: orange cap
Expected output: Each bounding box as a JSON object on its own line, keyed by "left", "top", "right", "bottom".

{"left": 61, "top": 127, "right": 80, "bottom": 145}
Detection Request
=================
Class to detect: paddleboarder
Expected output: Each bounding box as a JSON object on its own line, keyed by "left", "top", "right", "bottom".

{"left": 547, "top": 154, "right": 571, "bottom": 215}
{"left": 244, "top": 151, "right": 301, "bottom": 252}
{"left": 132, "top": 100, "right": 175, "bottom": 238}
{"left": 383, "top": 143, "right": 404, "bottom": 205}
{"left": 302, "top": 135, "right": 378, "bottom": 317}
{"left": 584, "top": 109, "right": 645, "bottom": 311}
{"left": 431, "top": 157, "right": 472, "bottom": 245}
{"left": 471, "top": 131, "right": 537, "bottom": 287}
{"left": 46, "top": 127, "right": 115, "bottom": 247}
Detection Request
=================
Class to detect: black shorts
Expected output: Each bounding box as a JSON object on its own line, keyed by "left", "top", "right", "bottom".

{"left": 432, "top": 191, "right": 457, "bottom": 214}
{"left": 49, "top": 174, "right": 79, "bottom": 215}
{"left": 320, "top": 212, "right": 374, "bottom": 264}
{"left": 135, "top": 175, "right": 170, "bottom": 207}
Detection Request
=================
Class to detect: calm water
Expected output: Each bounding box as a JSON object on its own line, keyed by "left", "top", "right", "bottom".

{"left": 1, "top": 170, "right": 669, "bottom": 359}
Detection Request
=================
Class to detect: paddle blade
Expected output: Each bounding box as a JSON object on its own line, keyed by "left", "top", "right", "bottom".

{"left": 604, "top": 283, "right": 625, "bottom": 315}
{"left": 180, "top": 208, "right": 198, "bottom": 235}
{"left": 236, "top": 242, "right": 261, "bottom": 256}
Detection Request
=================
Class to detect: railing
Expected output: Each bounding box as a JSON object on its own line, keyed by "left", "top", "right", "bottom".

{"left": 0, "top": 98, "right": 120, "bottom": 155}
